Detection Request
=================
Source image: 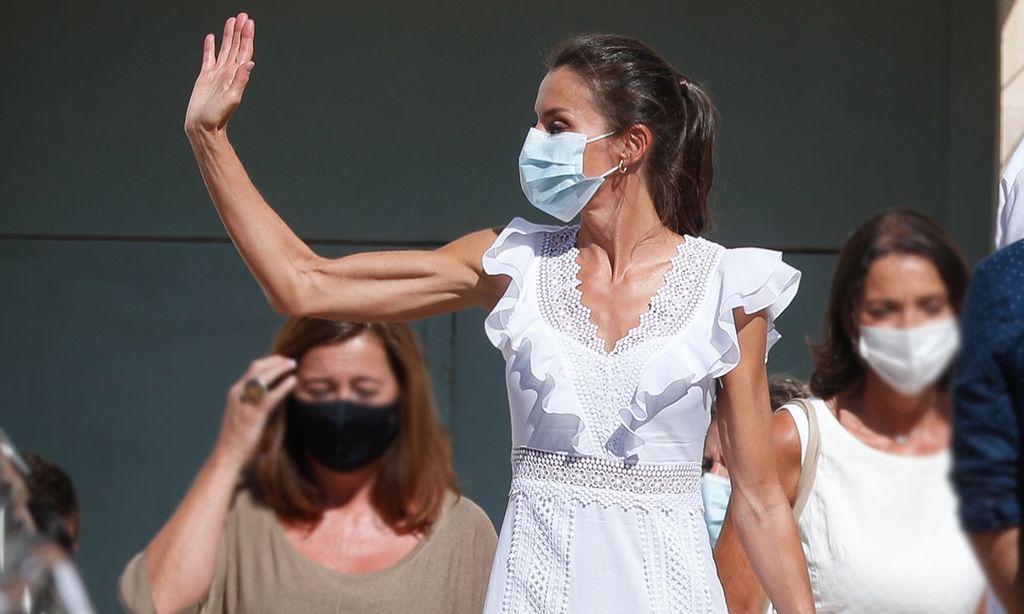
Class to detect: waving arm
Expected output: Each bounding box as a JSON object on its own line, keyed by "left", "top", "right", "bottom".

{"left": 184, "top": 14, "right": 505, "bottom": 321}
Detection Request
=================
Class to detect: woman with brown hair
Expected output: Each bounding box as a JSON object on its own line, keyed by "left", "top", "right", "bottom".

{"left": 119, "top": 318, "right": 497, "bottom": 614}
{"left": 715, "top": 210, "right": 987, "bottom": 613}
{"left": 178, "top": 13, "right": 816, "bottom": 613}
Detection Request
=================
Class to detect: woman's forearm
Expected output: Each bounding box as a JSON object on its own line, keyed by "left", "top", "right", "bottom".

{"left": 715, "top": 511, "right": 769, "bottom": 614}
{"left": 189, "top": 128, "right": 319, "bottom": 314}
{"left": 715, "top": 310, "right": 814, "bottom": 613}
{"left": 969, "top": 529, "right": 1024, "bottom": 614}
{"left": 186, "top": 129, "right": 497, "bottom": 322}
{"left": 144, "top": 449, "right": 244, "bottom": 614}
{"left": 730, "top": 488, "right": 814, "bottom": 614}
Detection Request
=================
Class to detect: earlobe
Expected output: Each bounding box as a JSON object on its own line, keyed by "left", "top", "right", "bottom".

{"left": 624, "top": 124, "right": 653, "bottom": 170}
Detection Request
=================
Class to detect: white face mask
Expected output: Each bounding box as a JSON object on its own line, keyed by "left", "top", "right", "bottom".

{"left": 701, "top": 473, "right": 731, "bottom": 548}
{"left": 518, "top": 127, "right": 618, "bottom": 222}
{"left": 856, "top": 318, "right": 960, "bottom": 396}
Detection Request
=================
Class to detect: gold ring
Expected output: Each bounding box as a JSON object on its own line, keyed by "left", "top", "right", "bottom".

{"left": 241, "top": 377, "right": 268, "bottom": 405}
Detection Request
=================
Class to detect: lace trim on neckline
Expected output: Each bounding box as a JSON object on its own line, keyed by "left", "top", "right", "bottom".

{"left": 536, "top": 225, "right": 721, "bottom": 356}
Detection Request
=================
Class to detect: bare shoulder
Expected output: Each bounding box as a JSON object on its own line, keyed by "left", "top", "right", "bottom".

{"left": 771, "top": 409, "right": 803, "bottom": 504}
{"left": 771, "top": 409, "right": 802, "bottom": 463}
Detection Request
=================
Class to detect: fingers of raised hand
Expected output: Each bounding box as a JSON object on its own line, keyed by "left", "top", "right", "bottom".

{"left": 227, "top": 13, "right": 248, "bottom": 65}
{"left": 236, "top": 356, "right": 296, "bottom": 407}
{"left": 265, "top": 374, "right": 298, "bottom": 409}
{"left": 253, "top": 358, "right": 298, "bottom": 399}
{"left": 201, "top": 33, "right": 215, "bottom": 71}
{"left": 220, "top": 355, "right": 296, "bottom": 460}
{"left": 228, "top": 62, "right": 255, "bottom": 98}
{"left": 244, "top": 354, "right": 296, "bottom": 380}
{"left": 238, "top": 19, "right": 255, "bottom": 64}
{"left": 216, "top": 17, "right": 236, "bottom": 67}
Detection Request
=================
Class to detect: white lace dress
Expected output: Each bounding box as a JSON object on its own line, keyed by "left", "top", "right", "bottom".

{"left": 480, "top": 218, "right": 801, "bottom": 614}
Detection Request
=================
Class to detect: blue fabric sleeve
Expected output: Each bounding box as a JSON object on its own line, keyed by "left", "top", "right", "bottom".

{"left": 952, "top": 263, "right": 1022, "bottom": 533}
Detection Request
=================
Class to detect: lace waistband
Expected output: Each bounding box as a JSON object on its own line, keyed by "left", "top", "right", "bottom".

{"left": 510, "top": 448, "right": 702, "bottom": 498}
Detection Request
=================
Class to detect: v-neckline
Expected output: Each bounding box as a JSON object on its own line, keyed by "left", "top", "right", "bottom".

{"left": 567, "top": 225, "right": 688, "bottom": 355}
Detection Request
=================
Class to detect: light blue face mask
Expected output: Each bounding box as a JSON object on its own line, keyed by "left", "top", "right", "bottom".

{"left": 701, "top": 472, "right": 732, "bottom": 548}
{"left": 518, "top": 127, "right": 619, "bottom": 222}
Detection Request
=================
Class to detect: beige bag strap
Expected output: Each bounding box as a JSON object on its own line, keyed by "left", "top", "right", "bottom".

{"left": 786, "top": 398, "right": 822, "bottom": 519}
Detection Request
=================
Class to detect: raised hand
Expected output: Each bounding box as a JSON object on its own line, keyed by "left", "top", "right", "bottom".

{"left": 184, "top": 13, "right": 256, "bottom": 136}
{"left": 214, "top": 355, "right": 297, "bottom": 466}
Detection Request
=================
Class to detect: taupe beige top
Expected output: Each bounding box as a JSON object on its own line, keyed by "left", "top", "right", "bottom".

{"left": 119, "top": 489, "right": 497, "bottom": 614}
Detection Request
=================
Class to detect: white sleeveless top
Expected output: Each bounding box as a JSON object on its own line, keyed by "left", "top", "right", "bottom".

{"left": 481, "top": 218, "right": 801, "bottom": 614}
{"left": 780, "top": 398, "right": 987, "bottom": 614}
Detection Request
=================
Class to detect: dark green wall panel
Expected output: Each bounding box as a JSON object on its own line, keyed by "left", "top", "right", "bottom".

{"left": 450, "top": 310, "right": 512, "bottom": 522}
{"left": 1, "top": 1, "right": 992, "bottom": 254}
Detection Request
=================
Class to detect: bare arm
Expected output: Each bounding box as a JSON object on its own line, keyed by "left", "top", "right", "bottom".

{"left": 716, "top": 408, "right": 805, "bottom": 613}
{"left": 969, "top": 529, "right": 1023, "bottom": 614}
{"left": 143, "top": 357, "right": 296, "bottom": 614}
{"left": 715, "top": 309, "right": 814, "bottom": 614}
{"left": 184, "top": 14, "right": 505, "bottom": 321}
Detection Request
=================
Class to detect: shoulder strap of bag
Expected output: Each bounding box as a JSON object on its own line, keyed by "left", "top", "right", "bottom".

{"left": 787, "top": 397, "right": 822, "bottom": 519}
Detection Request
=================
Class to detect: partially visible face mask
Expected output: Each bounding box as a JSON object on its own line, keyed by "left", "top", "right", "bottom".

{"left": 857, "top": 318, "right": 961, "bottom": 396}
{"left": 518, "top": 127, "right": 619, "bottom": 222}
{"left": 286, "top": 395, "right": 400, "bottom": 472}
{"left": 701, "top": 472, "right": 732, "bottom": 548}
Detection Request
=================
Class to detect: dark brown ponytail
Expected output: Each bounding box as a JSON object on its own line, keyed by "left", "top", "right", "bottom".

{"left": 548, "top": 34, "right": 716, "bottom": 236}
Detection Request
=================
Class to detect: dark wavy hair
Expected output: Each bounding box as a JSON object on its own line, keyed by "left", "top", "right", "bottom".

{"left": 548, "top": 34, "right": 715, "bottom": 236}
{"left": 809, "top": 210, "right": 970, "bottom": 399}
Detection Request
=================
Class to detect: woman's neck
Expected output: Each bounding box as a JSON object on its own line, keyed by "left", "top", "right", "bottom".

{"left": 307, "top": 456, "right": 380, "bottom": 511}
{"left": 577, "top": 176, "right": 674, "bottom": 278}
{"left": 835, "top": 374, "right": 949, "bottom": 446}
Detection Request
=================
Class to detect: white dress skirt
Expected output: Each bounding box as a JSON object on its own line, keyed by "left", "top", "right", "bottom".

{"left": 480, "top": 218, "right": 801, "bottom": 614}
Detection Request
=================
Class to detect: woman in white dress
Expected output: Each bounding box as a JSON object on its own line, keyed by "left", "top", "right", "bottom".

{"left": 715, "top": 210, "right": 987, "bottom": 613}
{"left": 183, "top": 13, "right": 815, "bottom": 613}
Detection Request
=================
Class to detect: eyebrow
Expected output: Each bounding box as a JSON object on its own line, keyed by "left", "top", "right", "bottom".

{"left": 299, "top": 377, "right": 335, "bottom": 386}
{"left": 538, "top": 107, "right": 573, "bottom": 119}
{"left": 862, "top": 293, "right": 947, "bottom": 304}
{"left": 351, "top": 375, "right": 385, "bottom": 386}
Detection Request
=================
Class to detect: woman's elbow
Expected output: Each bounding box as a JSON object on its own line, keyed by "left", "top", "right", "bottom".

{"left": 266, "top": 269, "right": 321, "bottom": 317}
{"left": 730, "top": 485, "right": 787, "bottom": 527}
{"left": 267, "top": 292, "right": 304, "bottom": 317}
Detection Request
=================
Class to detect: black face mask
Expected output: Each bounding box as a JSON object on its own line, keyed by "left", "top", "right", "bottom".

{"left": 285, "top": 394, "right": 400, "bottom": 472}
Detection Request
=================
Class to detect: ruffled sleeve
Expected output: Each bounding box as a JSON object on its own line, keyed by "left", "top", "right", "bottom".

{"left": 482, "top": 217, "right": 560, "bottom": 355}
{"left": 620, "top": 244, "right": 800, "bottom": 461}
{"left": 707, "top": 247, "right": 801, "bottom": 379}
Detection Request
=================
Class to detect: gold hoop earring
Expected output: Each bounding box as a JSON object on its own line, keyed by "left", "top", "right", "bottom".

{"left": 618, "top": 160, "right": 628, "bottom": 174}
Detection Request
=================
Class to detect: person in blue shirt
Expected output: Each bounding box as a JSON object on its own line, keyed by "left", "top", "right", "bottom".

{"left": 952, "top": 237, "right": 1024, "bottom": 612}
